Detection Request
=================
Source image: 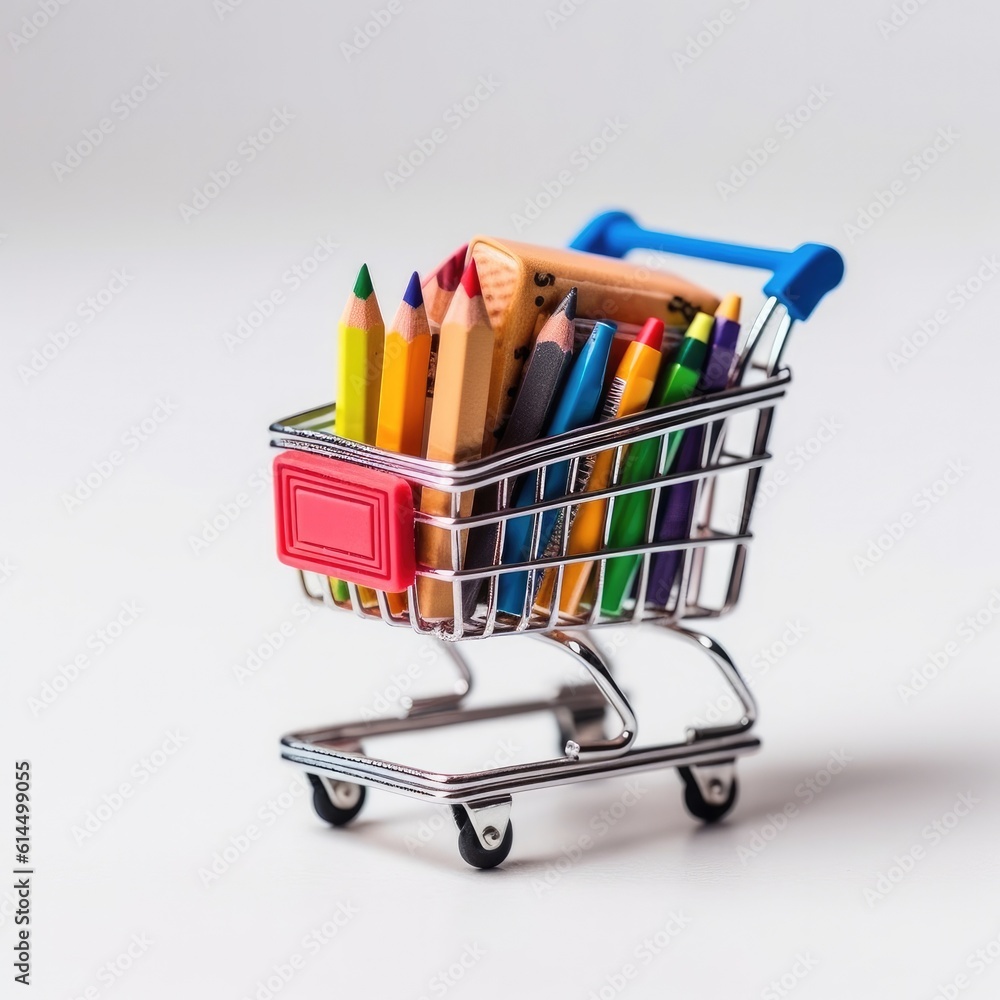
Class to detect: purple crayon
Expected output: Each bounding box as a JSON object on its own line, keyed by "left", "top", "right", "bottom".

{"left": 646, "top": 294, "right": 742, "bottom": 608}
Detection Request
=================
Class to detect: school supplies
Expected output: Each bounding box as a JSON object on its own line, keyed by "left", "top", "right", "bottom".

{"left": 377, "top": 272, "right": 432, "bottom": 456}
{"left": 270, "top": 208, "right": 845, "bottom": 869}
{"left": 496, "top": 319, "right": 616, "bottom": 615}
{"left": 468, "top": 236, "right": 720, "bottom": 455}
{"left": 376, "top": 272, "right": 432, "bottom": 615}
{"left": 422, "top": 245, "right": 468, "bottom": 448}
{"left": 700, "top": 293, "right": 740, "bottom": 390}
{"left": 335, "top": 263, "right": 384, "bottom": 442}
{"left": 461, "top": 288, "right": 578, "bottom": 615}
{"left": 332, "top": 264, "right": 384, "bottom": 602}
{"left": 417, "top": 259, "right": 494, "bottom": 619}
{"left": 539, "top": 317, "right": 663, "bottom": 615}
{"left": 645, "top": 296, "right": 743, "bottom": 607}
{"left": 599, "top": 310, "right": 714, "bottom": 614}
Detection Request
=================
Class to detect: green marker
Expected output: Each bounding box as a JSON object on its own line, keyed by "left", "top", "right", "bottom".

{"left": 599, "top": 312, "right": 714, "bottom": 615}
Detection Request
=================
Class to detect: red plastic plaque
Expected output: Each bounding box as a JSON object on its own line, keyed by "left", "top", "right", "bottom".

{"left": 273, "top": 451, "right": 416, "bottom": 590}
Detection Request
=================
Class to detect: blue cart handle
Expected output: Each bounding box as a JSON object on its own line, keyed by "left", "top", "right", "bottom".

{"left": 571, "top": 210, "right": 844, "bottom": 322}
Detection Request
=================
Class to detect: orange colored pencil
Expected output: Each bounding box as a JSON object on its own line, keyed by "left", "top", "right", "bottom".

{"left": 377, "top": 272, "right": 432, "bottom": 616}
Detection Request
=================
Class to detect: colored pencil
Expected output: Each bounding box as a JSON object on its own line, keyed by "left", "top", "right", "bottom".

{"left": 645, "top": 295, "right": 742, "bottom": 609}
{"left": 461, "top": 288, "right": 578, "bottom": 617}
{"left": 377, "top": 271, "right": 432, "bottom": 456}
{"left": 497, "top": 319, "right": 616, "bottom": 615}
{"left": 422, "top": 245, "right": 468, "bottom": 451}
{"left": 536, "top": 318, "right": 664, "bottom": 615}
{"left": 416, "top": 259, "right": 494, "bottom": 620}
{"left": 335, "top": 263, "right": 383, "bottom": 442}
{"left": 376, "top": 272, "right": 432, "bottom": 616}
{"left": 599, "top": 310, "right": 714, "bottom": 615}
{"left": 332, "top": 263, "right": 384, "bottom": 603}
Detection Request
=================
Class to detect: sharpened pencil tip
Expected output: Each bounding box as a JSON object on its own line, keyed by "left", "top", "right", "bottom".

{"left": 437, "top": 244, "right": 467, "bottom": 292}
{"left": 402, "top": 271, "right": 423, "bottom": 308}
{"left": 353, "top": 263, "right": 374, "bottom": 299}
{"left": 555, "top": 287, "right": 577, "bottom": 322}
{"left": 460, "top": 258, "right": 481, "bottom": 298}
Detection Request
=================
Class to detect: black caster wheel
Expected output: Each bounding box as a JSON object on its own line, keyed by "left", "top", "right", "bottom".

{"left": 307, "top": 774, "right": 366, "bottom": 827}
{"left": 678, "top": 766, "right": 737, "bottom": 823}
{"left": 453, "top": 808, "right": 513, "bottom": 869}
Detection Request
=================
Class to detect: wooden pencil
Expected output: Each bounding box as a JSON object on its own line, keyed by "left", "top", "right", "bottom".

{"left": 416, "top": 259, "right": 494, "bottom": 621}
{"left": 461, "top": 288, "right": 578, "bottom": 616}
{"left": 332, "top": 263, "right": 384, "bottom": 604}
{"left": 421, "top": 244, "right": 467, "bottom": 450}
{"left": 377, "top": 272, "right": 432, "bottom": 617}
{"left": 335, "top": 262, "right": 384, "bottom": 443}
{"left": 377, "top": 271, "right": 431, "bottom": 457}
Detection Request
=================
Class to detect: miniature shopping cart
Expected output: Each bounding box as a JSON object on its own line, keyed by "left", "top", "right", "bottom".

{"left": 269, "top": 211, "right": 843, "bottom": 868}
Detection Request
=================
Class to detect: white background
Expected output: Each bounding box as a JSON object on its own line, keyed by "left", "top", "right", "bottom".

{"left": 4, "top": 0, "right": 1000, "bottom": 997}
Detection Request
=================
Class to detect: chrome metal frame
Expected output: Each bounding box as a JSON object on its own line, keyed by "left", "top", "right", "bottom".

{"left": 272, "top": 298, "right": 798, "bottom": 858}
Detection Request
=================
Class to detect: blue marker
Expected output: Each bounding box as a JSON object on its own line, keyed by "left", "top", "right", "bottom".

{"left": 497, "top": 321, "right": 616, "bottom": 614}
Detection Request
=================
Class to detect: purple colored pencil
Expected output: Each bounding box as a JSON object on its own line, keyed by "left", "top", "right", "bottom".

{"left": 646, "top": 298, "right": 741, "bottom": 607}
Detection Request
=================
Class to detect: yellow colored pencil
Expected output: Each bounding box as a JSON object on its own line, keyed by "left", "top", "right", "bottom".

{"left": 332, "top": 263, "right": 384, "bottom": 604}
